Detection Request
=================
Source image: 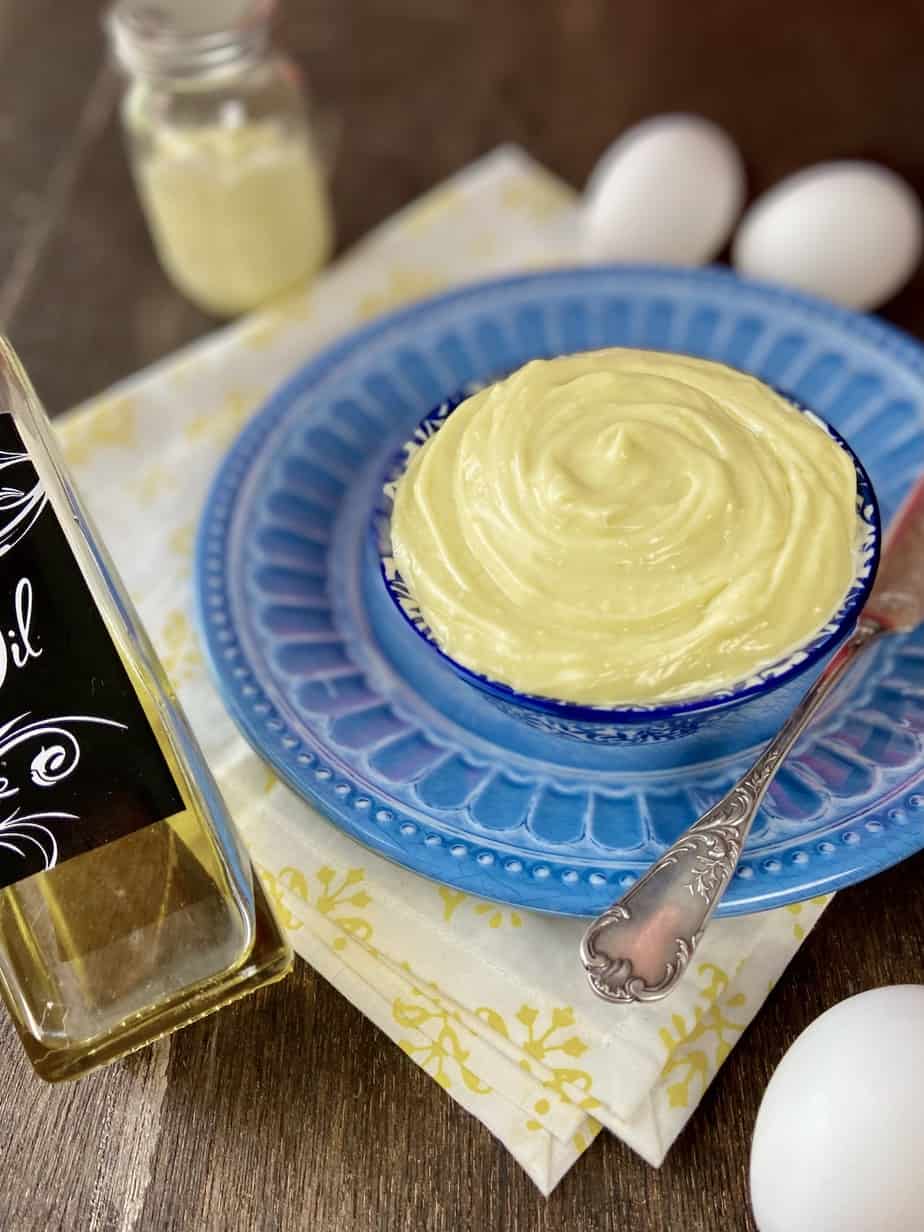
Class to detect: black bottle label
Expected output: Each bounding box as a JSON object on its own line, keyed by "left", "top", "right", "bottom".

{"left": 0, "top": 415, "right": 184, "bottom": 890}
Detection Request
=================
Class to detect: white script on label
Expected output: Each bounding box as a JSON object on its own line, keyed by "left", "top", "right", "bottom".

{"left": 0, "top": 578, "right": 41, "bottom": 690}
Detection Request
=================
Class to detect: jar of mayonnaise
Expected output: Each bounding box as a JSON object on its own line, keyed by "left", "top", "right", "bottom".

{"left": 106, "top": 0, "right": 334, "bottom": 317}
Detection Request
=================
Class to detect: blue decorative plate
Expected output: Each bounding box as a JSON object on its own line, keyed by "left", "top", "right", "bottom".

{"left": 196, "top": 266, "right": 924, "bottom": 917}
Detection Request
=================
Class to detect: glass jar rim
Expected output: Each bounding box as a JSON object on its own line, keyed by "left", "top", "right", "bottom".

{"left": 106, "top": 0, "right": 276, "bottom": 81}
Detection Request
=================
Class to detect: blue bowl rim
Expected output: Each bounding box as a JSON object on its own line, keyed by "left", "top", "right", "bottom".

{"left": 372, "top": 369, "right": 882, "bottom": 725}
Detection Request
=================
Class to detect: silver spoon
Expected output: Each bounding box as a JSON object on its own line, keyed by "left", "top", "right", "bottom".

{"left": 580, "top": 475, "right": 924, "bottom": 1004}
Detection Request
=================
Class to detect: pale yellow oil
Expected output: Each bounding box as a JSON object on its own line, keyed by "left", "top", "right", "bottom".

{"left": 0, "top": 663, "right": 291, "bottom": 1082}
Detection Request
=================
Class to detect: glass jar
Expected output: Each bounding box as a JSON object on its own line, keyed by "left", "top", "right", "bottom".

{"left": 106, "top": 0, "right": 334, "bottom": 317}
{"left": 0, "top": 339, "right": 292, "bottom": 1080}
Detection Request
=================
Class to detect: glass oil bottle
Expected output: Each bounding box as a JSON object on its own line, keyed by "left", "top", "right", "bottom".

{"left": 0, "top": 339, "right": 291, "bottom": 1081}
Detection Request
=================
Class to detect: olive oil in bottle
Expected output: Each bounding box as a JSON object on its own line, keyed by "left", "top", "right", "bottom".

{"left": 0, "top": 339, "right": 291, "bottom": 1081}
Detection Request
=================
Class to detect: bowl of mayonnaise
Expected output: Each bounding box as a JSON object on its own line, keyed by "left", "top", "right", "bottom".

{"left": 373, "top": 348, "right": 880, "bottom": 744}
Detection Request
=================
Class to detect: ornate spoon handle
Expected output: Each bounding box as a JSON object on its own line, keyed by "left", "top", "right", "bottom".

{"left": 580, "top": 618, "right": 884, "bottom": 1004}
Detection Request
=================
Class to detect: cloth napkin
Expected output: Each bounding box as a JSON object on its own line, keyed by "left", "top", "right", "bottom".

{"left": 54, "top": 146, "right": 829, "bottom": 1195}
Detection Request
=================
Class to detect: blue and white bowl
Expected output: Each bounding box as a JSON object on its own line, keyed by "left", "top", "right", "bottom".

{"left": 373, "top": 385, "right": 881, "bottom": 745}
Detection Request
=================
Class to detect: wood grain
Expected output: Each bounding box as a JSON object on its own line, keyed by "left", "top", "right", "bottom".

{"left": 1, "top": 1, "right": 924, "bottom": 1228}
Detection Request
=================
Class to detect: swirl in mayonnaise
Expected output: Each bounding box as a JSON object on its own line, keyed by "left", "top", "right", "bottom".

{"left": 390, "top": 349, "right": 860, "bottom": 705}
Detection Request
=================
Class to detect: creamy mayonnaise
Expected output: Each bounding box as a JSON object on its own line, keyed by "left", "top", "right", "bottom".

{"left": 390, "top": 349, "right": 860, "bottom": 705}
{"left": 131, "top": 115, "right": 332, "bottom": 317}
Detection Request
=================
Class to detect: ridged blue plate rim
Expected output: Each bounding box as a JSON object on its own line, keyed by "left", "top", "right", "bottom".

{"left": 195, "top": 264, "right": 924, "bottom": 917}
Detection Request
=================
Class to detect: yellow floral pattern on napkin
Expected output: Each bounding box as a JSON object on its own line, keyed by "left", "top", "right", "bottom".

{"left": 356, "top": 269, "right": 447, "bottom": 322}
{"left": 438, "top": 887, "right": 523, "bottom": 929}
{"left": 184, "top": 390, "right": 264, "bottom": 449}
{"left": 659, "top": 964, "right": 748, "bottom": 1109}
{"left": 60, "top": 396, "right": 136, "bottom": 467}
{"left": 500, "top": 167, "right": 575, "bottom": 220}
{"left": 265, "top": 863, "right": 375, "bottom": 952}
{"left": 786, "top": 895, "right": 830, "bottom": 940}
{"left": 158, "top": 610, "right": 202, "bottom": 686}
{"left": 481, "top": 1003, "right": 601, "bottom": 1112}
{"left": 394, "top": 981, "right": 493, "bottom": 1094}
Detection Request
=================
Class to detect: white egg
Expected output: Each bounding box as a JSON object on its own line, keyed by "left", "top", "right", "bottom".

{"left": 750, "top": 985, "right": 924, "bottom": 1232}
{"left": 583, "top": 114, "right": 745, "bottom": 266}
{"left": 733, "top": 161, "right": 923, "bottom": 310}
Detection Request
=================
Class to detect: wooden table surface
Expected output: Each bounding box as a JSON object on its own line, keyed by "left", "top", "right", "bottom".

{"left": 2, "top": 2, "right": 924, "bottom": 1228}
